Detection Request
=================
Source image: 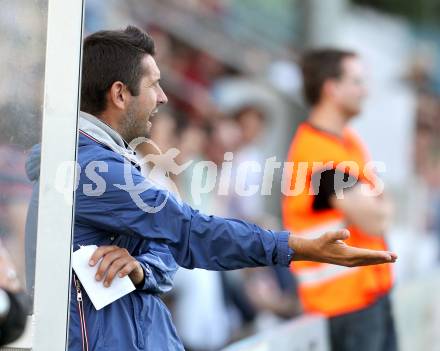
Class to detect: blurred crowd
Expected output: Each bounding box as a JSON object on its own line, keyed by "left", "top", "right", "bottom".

{"left": 0, "top": 0, "right": 45, "bottom": 289}
{"left": 410, "top": 51, "right": 440, "bottom": 241}
{"left": 143, "top": 104, "right": 302, "bottom": 350}
{"left": 132, "top": 26, "right": 302, "bottom": 350}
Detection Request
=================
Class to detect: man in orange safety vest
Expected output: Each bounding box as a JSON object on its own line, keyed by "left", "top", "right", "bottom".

{"left": 283, "top": 49, "right": 396, "bottom": 351}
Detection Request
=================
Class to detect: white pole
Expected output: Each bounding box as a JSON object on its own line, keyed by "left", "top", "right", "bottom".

{"left": 33, "top": 0, "right": 84, "bottom": 349}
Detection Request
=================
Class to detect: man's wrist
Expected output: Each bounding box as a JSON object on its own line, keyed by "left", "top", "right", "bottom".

{"left": 130, "top": 264, "right": 146, "bottom": 287}
{"left": 132, "top": 260, "right": 151, "bottom": 289}
{"left": 288, "top": 234, "right": 312, "bottom": 261}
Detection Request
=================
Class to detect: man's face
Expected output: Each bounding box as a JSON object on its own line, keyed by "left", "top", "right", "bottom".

{"left": 332, "top": 57, "right": 368, "bottom": 118}
{"left": 121, "top": 55, "right": 168, "bottom": 142}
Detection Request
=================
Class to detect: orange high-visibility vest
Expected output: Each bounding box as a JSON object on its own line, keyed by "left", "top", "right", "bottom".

{"left": 282, "top": 122, "right": 393, "bottom": 317}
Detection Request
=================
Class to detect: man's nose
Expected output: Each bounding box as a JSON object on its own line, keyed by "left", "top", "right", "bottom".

{"left": 158, "top": 88, "right": 168, "bottom": 105}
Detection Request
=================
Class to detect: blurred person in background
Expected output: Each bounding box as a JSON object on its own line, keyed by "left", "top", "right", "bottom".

{"left": 408, "top": 54, "right": 440, "bottom": 255}
{"left": 170, "top": 118, "right": 239, "bottom": 351}
{"left": 136, "top": 109, "right": 181, "bottom": 191}
{"left": 0, "top": 145, "right": 30, "bottom": 285}
{"left": 0, "top": 240, "right": 28, "bottom": 346}
{"left": 171, "top": 114, "right": 299, "bottom": 347}
{"left": 282, "top": 49, "right": 396, "bottom": 351}
{"left": 0, "top": 105, "right": 34, "bottom": 288}
{"left": 223, "top": 105, "right": 301, "bottom": 334}
{"left": 228, "top": 105, "right": 267, "bottom": 224}
{"left": 143, "top": 115, "right": 233, "bottom": 350}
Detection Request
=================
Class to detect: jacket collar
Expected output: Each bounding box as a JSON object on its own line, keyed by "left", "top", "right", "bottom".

{"left": 78, "top": 111, "right": 139, "bottom": 165}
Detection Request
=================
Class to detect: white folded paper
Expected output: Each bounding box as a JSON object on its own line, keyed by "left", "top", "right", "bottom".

{"left": 72, "top": 245, "right": 135, "bottom": 310}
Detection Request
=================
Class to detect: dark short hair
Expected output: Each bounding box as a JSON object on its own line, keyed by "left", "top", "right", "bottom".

{"left": 300, "top": 49, "right": 357, "bottom": 106}
{"left": 80, "top": 26, "right": 155, "bottom": 115}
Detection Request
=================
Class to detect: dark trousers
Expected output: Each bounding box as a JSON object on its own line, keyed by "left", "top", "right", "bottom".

{"left": 329, "top": 295, "right": 398, "bottom": 351}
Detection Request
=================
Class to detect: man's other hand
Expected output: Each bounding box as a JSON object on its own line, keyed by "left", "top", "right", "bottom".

{"left": 89, "top": 246, "right": 144, "bottom": 287}
{"left": 289, "top": 229, "right": 397, "bottom": 267}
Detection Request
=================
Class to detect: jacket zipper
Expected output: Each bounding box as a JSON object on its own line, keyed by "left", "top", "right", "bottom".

{"left": 74, "top": 274, "right": 89, "bottom": 351}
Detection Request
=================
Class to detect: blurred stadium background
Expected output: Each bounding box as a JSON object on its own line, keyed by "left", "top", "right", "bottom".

{"left": 2, "top": 0, "right": 440, "bottom": 350}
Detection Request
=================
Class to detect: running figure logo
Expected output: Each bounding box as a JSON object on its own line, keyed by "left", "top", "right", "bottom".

{"left": 116, "top": 137, "right": 193, "bottom": 213}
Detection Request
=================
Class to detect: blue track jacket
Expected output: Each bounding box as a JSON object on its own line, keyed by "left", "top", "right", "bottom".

{"left": 29, "top": 113, "right": 294, "bottom": 351}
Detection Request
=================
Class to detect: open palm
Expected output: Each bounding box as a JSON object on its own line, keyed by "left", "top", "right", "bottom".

{"left": 290, "top": 229, "right": 397, "bottom": 267}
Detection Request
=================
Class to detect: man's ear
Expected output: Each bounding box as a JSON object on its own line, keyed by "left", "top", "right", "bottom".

{"left": 322, "top": 80, "right": 338, "bottom": 100}
{"left": 108, "top": 81, "right": 130, "bottom": 110}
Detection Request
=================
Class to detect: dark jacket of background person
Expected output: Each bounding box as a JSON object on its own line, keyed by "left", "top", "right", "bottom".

{"left": 0, "top": 288, "right": 28, "bottom": 345}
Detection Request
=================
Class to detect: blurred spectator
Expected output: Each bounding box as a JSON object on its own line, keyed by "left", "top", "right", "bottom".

{"left": 133, "top": 21, "right": 302, "bottom": 348}
{"left": 0, "top": 145, "right": 32, "bottom": 284}
{"left": 243, "top": 266, "right": 301, "bottom": 322}
{"left": 137, "top": 110, "right": 180, "bottom": 190}
{"left": 409, "top": 52, "right": 440, "bottom": 253}
{"left": 0, "top": 0, "right": 44, "bottom": 311}
{"left": 156, "top": 109, "right": 296, "bottom": 349}
{"left": 223, "top": 105, "right": 301, "bottom": 334}
{"left": 283, "top": 49, "right": 396, "bottom": 351}
{"left": 168, "top": 117, "right": 235, "bottom": 351}
{"left": 228, "top": 105, "right": 267, "bottom": 223}
{"left": 172, "top": 268, "right": 231, "bottom": 351}
{"left": 0, "top": 240, "right": 28, "bottom": 346}
{"left": 0, "top": 107, "right": 34, "bottom": 287}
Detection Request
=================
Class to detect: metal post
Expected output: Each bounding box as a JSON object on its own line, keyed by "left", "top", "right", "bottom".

{"left": 32, "top": 0, "right": 84, "bottom": 349}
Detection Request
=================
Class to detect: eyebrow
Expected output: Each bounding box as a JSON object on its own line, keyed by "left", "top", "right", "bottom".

{"left": 148, "top": 77, "right": 161, "bottom": 86}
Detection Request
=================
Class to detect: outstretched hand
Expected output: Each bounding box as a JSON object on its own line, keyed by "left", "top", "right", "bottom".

{"left": 288, "top": 229, "right": 397, "bottom": 267}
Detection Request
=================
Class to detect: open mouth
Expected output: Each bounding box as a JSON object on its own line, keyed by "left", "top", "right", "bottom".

{"left": 150, "top": 108, "right": 159, "bottom": 118}
{"left": 147, "top": 109, "right": 159, "bottom": 130}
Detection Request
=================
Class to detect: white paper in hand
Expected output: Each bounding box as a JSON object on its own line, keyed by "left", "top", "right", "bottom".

{"left": 72, "top": 245, "right": 135, "bottom": 310}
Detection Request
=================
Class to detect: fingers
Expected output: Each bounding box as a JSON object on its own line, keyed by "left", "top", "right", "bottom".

{"left": 297, "top": 227, "right": 397, "bottom": 267}
{"left": 344, "top": 247, "right": 397, "bottom": 267}
{"left": 323, "top": 229, "right": 398, "bottom": 266}
{"left": 364, "top": 249, "right": 397, "bottom": 264}
{"left": 95, "top": 248, "right": 128, "bottom": 281}
{"left": 104, "top": 257, "right": 138, "bottom": 287}
{"left": 366, "top": 250, "right": 397, "bottom": 264}
{"left": 89, "top": 246, "right": 120, "bottom": 266}
{"left": 119, "top": 260, "right": 141, "bottom": 278}
{"left": 90, "top": 246, "right": 138, "bottom": 287}
{"left": 324, "top": 229, "right": 350, "bottom": 242}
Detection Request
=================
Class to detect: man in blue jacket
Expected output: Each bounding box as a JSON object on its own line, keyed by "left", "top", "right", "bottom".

{"left": 55, "top": 26, "right": 396, "bottom": 350}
